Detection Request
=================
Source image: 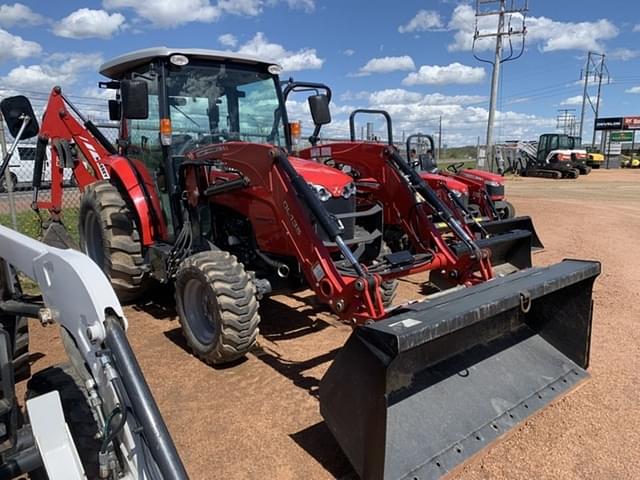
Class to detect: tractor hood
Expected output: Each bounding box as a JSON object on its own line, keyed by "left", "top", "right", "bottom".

{"left": 290, "top": 157, "right": 354, "bottom": 197}
{"left": 458, "top": 169, "right": 503, "bottom": 185}
{"left": 420, "top": 172, "right": 469, "bottom": 195}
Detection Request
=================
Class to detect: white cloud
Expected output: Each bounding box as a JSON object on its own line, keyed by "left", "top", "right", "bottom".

{"left": 103, "top": 0, "right": 220, "bottom": 27}
{"left": 237, "top": 32, "right": 323, "bottom": 71}
{"left": 0, "top": 3, "right": 45, "bottom": 28}
{"left": 448, "top": 4, "right": 619, "bottom": 53}
{"left": 403, "top": 62, "right": 485, "bottom": 86}
{"left": 103, "top": 0, "right": 313, "bottom": 27}
{"left": 625, "top": 86, "right": 640, "bottom": 94}
{"left": 0, "top": 53, "right": 103, "bottom": 92}
{"left": 0, "top": 28, "right": 41, "bottom": 62}
{"left": 269, "top": 0, "right": 315, "bottom": 12}
{"left": 342, "top": 48, "right": 355, "bottom": 56}
{"left": 398, "top": 10, "right": 443, "bottom": 33}
{"left": 528, "top": 17, "right": 618, "bottom": 52}
{"left": 608, "top": 48, "right": 640, "bottom": 61}
{"left": 53, "top": 8, "right": 125, "bottom": 39}
{"left": 560, "top": 95, "right": 585, "bottom": 106}
{"left": 633, "top": 24, "right": 640, "bottom": 32}
{"left": 356, "top": 55, "right": 415, "bottom": 76}
{"left": 218, "top": 33, "right": 238, "bottom": 47}
{"left": 368, "top": 89, "right": 485, "bottom": 106}
{"left": 218, "top": 0, "right": 262, "bottom": 16}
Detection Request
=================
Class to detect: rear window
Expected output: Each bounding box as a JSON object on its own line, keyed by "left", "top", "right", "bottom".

{"left": 17, "top": 147, "right": 36, "bottom": 161}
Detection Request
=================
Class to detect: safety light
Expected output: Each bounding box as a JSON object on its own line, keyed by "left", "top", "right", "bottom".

{"left": 170, "top": 54, "right": 189, "bottom": 66}
{"left": 160, "top": 118, "right": 172, "bottom": 146}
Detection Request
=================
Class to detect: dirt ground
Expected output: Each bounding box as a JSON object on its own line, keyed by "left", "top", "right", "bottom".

{"left": 22, "top": 169, "right": 640, "bottom": 479}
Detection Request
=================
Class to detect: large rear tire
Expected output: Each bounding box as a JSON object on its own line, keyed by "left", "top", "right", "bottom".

{"left": 175, "top": 250, "right": 260, "bottom": 365}
{"left": 27, "top": 364, "right": 102, "bottom": 480}
{"left": 79, "top": 181, "right": 148, "bottom": 303}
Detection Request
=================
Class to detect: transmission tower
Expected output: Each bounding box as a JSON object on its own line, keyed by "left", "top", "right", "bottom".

{"left": 557, "top": 109, "right": 577, "bottom": 136}
{"left": 578, "top": 51, "right": 609, "bottom": 145}
{"left": 473, "top": 0, "right": 528, "bottom": 172}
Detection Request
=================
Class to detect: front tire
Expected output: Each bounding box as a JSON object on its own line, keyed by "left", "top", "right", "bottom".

{"left": 175, "top": 250, "right": 260, "bottom": 365}
{"left": 79, "top": 181, "right": 148, "bottom": 302}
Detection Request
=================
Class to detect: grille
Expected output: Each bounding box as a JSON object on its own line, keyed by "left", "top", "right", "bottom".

{"left": 315, "top": 195, "right": 356, "bottom": 241}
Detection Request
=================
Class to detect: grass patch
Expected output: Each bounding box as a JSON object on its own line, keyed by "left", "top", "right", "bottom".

{"left": 0, "top": 208, "right": 80, "bottom": 244}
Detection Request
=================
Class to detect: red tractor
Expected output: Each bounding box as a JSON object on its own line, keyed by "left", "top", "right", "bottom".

{"left": 406, "top": 132, "right": 515, "bottom": 219}
{"left": 0, "top": 48, "right": 602, "bottom": 480}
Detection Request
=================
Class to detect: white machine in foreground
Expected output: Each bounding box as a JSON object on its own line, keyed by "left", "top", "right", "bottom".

{"left": 0, "top": 224, "right": 188, "bottom": 479}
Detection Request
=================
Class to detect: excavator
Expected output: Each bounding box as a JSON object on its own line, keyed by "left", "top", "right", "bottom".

{"left": 0, "top": 48, "right": 601, "bottom": 479}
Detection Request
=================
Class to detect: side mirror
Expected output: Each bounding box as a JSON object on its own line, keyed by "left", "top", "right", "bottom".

{"left": 308, "top": 94, "right": 331, "bottom": 126}
{"left": 108, "top": 99, "right": 121, "bottom": 121}
{"left": 0, "top": 95, "right": 39, "bottom": 139}
{"left": 121, "top": 79, "right": 149, "bottom": 119}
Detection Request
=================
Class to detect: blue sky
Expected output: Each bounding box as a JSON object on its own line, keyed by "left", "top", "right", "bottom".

{"left": 0, "top": 0, "right": 639, "bottom": 146}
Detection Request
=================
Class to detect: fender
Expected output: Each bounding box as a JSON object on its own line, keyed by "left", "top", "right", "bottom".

{"left": 102, "top": 155, "right": 168, "bottom": 245}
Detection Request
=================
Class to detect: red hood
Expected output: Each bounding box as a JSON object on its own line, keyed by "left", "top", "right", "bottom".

{"left": 457, "top": 169, "right": 503, "bottom": 185}
{"left": 420, "top": 172, "right": 469, "bottom": 195}
{"left": 290, "top": 157, "right": 353, "bottom": 197}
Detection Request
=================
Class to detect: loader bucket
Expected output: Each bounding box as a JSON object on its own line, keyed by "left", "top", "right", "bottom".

{"left": 483, "top": 216, "right": 544, "bottom": 250}
{"left": 450, "top": 228, "right": 532, "bottom": 271}
{"left": 320, "top": 259, "right": 600, "bottom": 480}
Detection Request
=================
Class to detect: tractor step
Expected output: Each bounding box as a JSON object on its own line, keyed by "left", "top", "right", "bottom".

{"left": 320, "top": 259, "right": 600, "bottom": 480}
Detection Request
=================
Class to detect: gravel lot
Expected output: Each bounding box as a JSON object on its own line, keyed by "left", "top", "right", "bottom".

{"left": 22, "top": 169, "right": 640, "bottom": 479}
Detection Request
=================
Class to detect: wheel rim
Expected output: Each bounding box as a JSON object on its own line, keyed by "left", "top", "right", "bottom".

{"left": 83, "top": 210, "right": 106, "bottom": 268}
{"left": 182, "top": 278, "right": 218, "bottom": 346}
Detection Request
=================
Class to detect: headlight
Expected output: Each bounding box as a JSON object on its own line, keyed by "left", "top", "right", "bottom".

{"left": 308, "top": 183, "right": 331, "bottom": 201}
{"left": 342, "top": 182, "right": 356, "bottom": 199}
{"left": 486, "top": 181, "right": 500, "bottom": 187}
{"left": 451, "top": 189, "right": 463, "bottom": 197}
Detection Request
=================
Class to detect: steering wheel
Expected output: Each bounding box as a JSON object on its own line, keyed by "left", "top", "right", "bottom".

{"left": 447, "top": 162, "right": 465, "bottom": 173}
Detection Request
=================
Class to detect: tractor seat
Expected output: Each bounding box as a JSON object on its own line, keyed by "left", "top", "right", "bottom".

{"left": 418, "top": 154, "right": 438, "bottom": 173}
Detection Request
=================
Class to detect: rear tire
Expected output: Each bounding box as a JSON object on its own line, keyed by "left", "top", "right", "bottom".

{"left": 0, "top": 172, "right": 18, "bottom": 193}
{"left": 79, "top": 181, "right": 148, "bottom": 303}
{"left": 175, "top": 250, "right": 260, "bottom": 365}
{"left": 27, "top": 364, "right": 101, "bottom": 480}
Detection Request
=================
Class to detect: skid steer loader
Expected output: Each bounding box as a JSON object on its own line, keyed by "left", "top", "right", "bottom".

{"left": 3, "top": 48, "right": 601, "bottom": 478}
{"left": 0, "top": 225, "right": 187, "bottom": 479}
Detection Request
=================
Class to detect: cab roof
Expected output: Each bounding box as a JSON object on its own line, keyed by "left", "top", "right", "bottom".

{"left": 99, "top": 47, "right": 281, "bottom": 80}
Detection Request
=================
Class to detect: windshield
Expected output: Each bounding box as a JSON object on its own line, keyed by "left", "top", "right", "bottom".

{"left": 165, "top": 63, "right": 286, "bottom": 149}
{"left": 558, "top": 135, "right": 573, "bottom": 149}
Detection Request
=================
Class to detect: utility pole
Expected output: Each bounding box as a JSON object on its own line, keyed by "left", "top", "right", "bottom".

{"left": 473, "top": 0, "right": 528, "bottom": 172}
{"left": 437, "top": 115, "right": 442, "bottom": 161}
{"left": 578, "top": 51, "right": 609, "bottom": 145}
{"left": 557, "top": 109, "right": 577, "bottom": 135}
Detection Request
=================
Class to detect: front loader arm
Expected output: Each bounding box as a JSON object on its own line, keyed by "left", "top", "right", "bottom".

{"left": 185, "top": 142, "right": 388, "bottom": 323}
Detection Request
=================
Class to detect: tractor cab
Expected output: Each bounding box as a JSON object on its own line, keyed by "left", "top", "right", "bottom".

{"left": 100, "top": 48, "right": 354, "bottom": 239}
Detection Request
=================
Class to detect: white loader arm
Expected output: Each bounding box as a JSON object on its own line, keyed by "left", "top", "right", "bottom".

{"left": 0, "top": 224, "right": 188, "bottom": 480}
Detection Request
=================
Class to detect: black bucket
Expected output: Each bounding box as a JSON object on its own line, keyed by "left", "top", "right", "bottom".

{"left": 483, "top": 216, "right": 544, "bottom": 250}
{"left": 320, "top": 259, "right": 600, "bottom": 480}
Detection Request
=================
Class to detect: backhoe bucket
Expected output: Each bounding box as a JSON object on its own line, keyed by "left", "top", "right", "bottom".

{"left": 483, "top": 216, "right": 544, "bottom": 250}
{"left": 41, "top": 222, "right": 78, "bottom": 250}
{"left": 320, "top": 259, "right": 600, "bottom": 480}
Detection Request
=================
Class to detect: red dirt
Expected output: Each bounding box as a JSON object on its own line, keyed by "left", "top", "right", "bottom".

{"left": 22, "top": 169, "right": 640, "bottom": 479}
